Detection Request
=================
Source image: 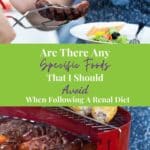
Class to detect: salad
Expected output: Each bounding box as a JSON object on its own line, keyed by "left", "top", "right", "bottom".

{"left": 86, "top": 26, "right": 128, "bottom": 44}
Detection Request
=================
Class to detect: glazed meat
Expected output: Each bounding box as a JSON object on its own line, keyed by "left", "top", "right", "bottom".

{"left": 35, "top": 0, "right": 89, "bottom": 21}
{"left": 19, "top": 136, "right": 67, "bottom": 150}
{"left": 19, "top": 138, "right": 83, "bottom": 150}
{"left": 0, "top": 119, "right": 68, "bottom": 149}
{"left": 0, "top": 118, "right": 96, "bottom": 150}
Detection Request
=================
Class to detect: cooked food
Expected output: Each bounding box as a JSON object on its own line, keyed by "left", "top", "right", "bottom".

{"left": 70, "top": 106, "right": 118, "bottom": 123}
{"left": 82, "top": 143, "right": 97, "bottom": 150}
{"left": 87, "top": 25, "right": 128, "bottom": 44}
{"left": 35, "top": 0, "right": 89, "bottom": 21}
{"left": 0, "top": 135, "right": 9, "bottom": 144}
{"left": 0, "top": 118, "right": 96, "bottom": 150}
{"left": 87, "top": 25, "right": 123, "bottom": 36}
{"left": 91, "top": 107, "right": 118, "bottom": 123}
{"left": 70, "top": 106, "right": 92, "bottom": 115}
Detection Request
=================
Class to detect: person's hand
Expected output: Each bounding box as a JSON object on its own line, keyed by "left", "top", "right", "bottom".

{"left": 10, "top": 0, "right": 72, "bottom": 13}
{"left": 10, "top": 0, "right": 89, "bottom": 31}
{"left": 10, "top": 0, "right": 68, "bottom": 30}
{"left": 10, "top": 0, "right": 36, "bottom": 13}
{"left": 0, "top": 9, "right": 15, "bottom": 43}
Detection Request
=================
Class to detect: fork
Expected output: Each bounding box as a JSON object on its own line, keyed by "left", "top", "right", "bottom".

{"left": 129, "top": 23, "right": 145, "bottom": 44}
{"left": 7, "top": 5, "right": 68, "bottom": 30}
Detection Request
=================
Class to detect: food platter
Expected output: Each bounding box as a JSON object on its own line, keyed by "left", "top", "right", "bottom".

{"left": 70, "top": 22, "right": 140, "bottom": 44}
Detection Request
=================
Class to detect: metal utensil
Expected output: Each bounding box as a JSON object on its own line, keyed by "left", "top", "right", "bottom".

{"left": 59, "top": 107, "right": 122, "bottom": 133}
{"left": 7, "top": 5, "right": 68, "bottom": 30}
{"left": 129, "top": 23, "right": 145, "bottom": 44}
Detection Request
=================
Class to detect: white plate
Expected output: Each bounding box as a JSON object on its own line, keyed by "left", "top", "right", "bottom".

{"left": 70, "top": 22, "right": 128, "bottom": 44}
{"left": 70, "top": 22, "right": 150, "bottom": 44}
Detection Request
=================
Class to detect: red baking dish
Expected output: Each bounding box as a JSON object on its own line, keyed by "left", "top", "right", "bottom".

{"left": 0, "top": 107, "right": 131, "bottom": 150}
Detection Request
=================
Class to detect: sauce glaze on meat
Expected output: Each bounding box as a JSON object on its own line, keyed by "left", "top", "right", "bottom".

{"left": 0, "top": 118, "right": 96, "bottom": 150}
{"left": 35, "top": 0, "right": 89, "bottom": 21}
